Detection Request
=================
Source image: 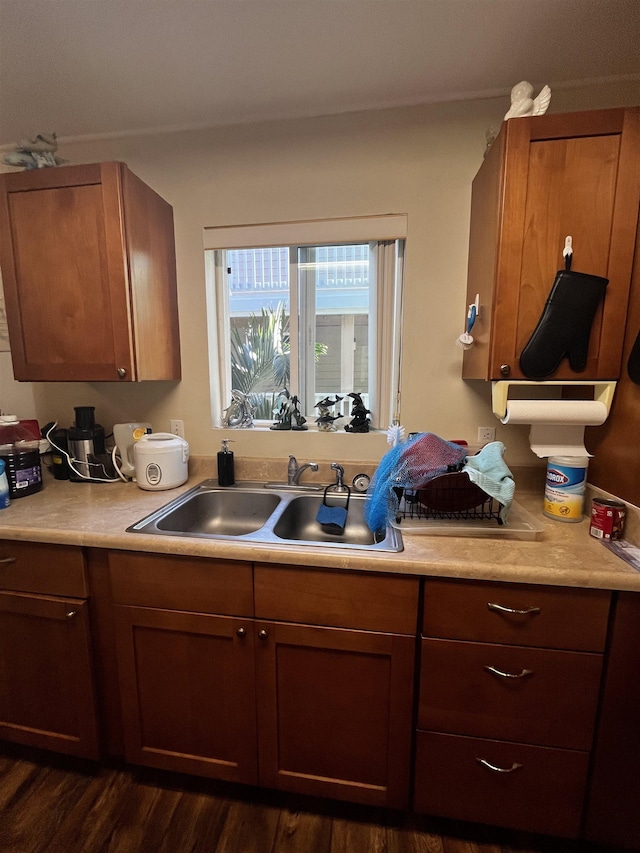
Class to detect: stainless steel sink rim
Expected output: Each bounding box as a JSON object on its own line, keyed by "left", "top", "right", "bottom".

{"left": 127, "top": 479, "right": 402, "bottom": 552}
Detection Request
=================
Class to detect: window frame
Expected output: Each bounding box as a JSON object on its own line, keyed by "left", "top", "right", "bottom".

{"left": 204, "top": 215, "right": 407, "bottom": 431}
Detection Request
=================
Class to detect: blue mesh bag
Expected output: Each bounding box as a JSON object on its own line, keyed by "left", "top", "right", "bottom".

{"left": 364, "top": 433, "right": 468, "bottom": 533}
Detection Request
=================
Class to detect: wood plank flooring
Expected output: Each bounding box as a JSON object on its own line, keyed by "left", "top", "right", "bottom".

{"left": 0, "top": 743, "right": 631, "bottom": 853}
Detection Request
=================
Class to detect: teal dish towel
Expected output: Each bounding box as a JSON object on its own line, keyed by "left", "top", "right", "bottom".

{"left": 316, "top": 502, "right": 348, "bottom": 534}
{"left": 462, "top": 441, "right": 515, "bottom": 522}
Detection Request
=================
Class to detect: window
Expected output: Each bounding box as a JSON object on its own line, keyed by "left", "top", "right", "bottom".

{"left": 204, "top": 216, "right": 406, "bottom": 429}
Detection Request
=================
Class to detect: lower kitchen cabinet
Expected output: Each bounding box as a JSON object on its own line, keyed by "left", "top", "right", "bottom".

{"left": 414, "top": 578, "right": 611, "bottom": 838}
{"left": 109, "top": 550, "right": 256, "bottom": 781}
{"left": 114, "top": 605, "right": 258, "bottom": 783}
{"left": 254, "top": 563, "right": 418, "bottom": 808}
{"left": 0, "top": 541, "right": 99, "bottom": 759}
{"left": 255, "top": 619, "right": 415, "bottom": 807}
{"left": 584, "top": 591, "right": 640, "bottom": 849}
{"left": 108, "top": 553, "right": 419, "bottom": 809}
{"left": 12, "top": 539, "right": 640, "bottom": 843}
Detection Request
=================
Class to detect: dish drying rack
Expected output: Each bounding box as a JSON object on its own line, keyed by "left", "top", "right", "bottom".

{"left": 393, "top": 469, "right": 503, "bottom": 527}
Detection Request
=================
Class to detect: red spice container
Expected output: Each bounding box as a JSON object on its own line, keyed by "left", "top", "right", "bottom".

{"left": 590, "top": 498, "right": 626, "bottom": 540}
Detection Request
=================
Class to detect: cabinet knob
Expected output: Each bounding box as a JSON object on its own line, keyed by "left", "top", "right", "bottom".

{"left": 236, "top": 627, "right": 246, "bottom": 637}
{"left": 117, "top": 367, "right": 127, "bottom": 378}
{"left": 476, "top": 757, "right": 523, "bottom": 774}
{"left": 258, "top": 629, "right": 268, "bottom": 640}
{"left": 66, "top": 610, "right": 77, "bottom": 619}
{"left": 500, "top": 364, "right": 511, "bottom": 376}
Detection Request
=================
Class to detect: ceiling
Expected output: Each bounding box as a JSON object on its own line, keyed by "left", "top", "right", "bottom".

{"left": 1, "top": 0, "right": 639, "bottom": 147}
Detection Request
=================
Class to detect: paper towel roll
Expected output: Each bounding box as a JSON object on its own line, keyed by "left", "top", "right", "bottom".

{"left": 500, "top": 400, "right": 608, "bottom": 426}
{"left": 500, "top": 399, "right": 608, "bottom": 458}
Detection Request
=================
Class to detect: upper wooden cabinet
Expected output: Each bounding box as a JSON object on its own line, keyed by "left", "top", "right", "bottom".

{"left": 0, "top": 162, "right": 181, "bottom": 381}
{"left": 462, "top": 107, "right": 640, "bottom": 381}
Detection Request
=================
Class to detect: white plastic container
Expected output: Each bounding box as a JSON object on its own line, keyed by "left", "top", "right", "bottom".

{"left": 113, "top": 422, "right": 152, "bottom": 478}
{"left": 544, "top": 456, "right": 589, "bottom": 522}
{"left": 134, "top": 433, "right": 189, "bottom": 491}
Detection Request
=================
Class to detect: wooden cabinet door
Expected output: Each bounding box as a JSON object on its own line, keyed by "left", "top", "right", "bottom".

{"left": 255, "top": 620, "right": 415, "bottom": 808}
{"left": 114, "top": 605, "right": 257, "bottom": 783}
{"left": 0, "top": 592, "right": 99, "bottom": 758}
{"left": 0, "top": 163, "right": 134, "bottom": 381}
{"left": 584, "top": 592, "right": 640, "bottom": 849}
{"left": 463, "top": 107, "right": 640, "bottom": 381}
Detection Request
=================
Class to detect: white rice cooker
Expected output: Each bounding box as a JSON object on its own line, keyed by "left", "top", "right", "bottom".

{"left": 134, "top": 433, "right": 189, "bottom": 490}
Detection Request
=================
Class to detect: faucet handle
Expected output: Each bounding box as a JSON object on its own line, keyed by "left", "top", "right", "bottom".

{"left": 331, "top": 462, "right": 346, "bottom": 490}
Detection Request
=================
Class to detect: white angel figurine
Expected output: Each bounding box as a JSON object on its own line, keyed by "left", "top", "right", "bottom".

{"left": 504, "top": 81, "right": 551, "bottom": 120}
{"left": 2, "top": 132, "right": 67, "bottom": 169}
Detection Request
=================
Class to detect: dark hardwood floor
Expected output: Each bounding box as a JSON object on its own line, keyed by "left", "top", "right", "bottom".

{"left": 0, "top": 743, "right": 632, "bottom": 853}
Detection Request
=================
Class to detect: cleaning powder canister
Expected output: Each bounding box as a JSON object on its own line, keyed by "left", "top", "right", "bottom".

{"left": 544, "top": 456, "right": 589, "bottom": 522}
{"left": 217, "top": 439, "right": 235, "bottom": 486}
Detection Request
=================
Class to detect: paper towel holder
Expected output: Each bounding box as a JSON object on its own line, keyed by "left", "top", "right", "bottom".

{"left": 491, "top": 380, "right": 617, "bottom": 421}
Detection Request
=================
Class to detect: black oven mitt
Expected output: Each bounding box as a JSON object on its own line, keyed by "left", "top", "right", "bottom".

{"left": 519, "top": 269, "right": 608, "bottom": 379}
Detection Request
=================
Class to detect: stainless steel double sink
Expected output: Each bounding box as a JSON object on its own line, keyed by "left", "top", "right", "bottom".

{"left": 127, "top": 479, "right": 402, "bottom": 552}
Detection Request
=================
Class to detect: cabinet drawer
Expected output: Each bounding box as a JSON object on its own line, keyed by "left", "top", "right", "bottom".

{"left": 108, "top": 551, "right": 253, "bottom": 615}
{"left": 419, "top": 638, "right": 602, "bottom": 750}
{"left": 414, "top": 731, "right": 589, "bottom": 838}
{"left": 0, "top": 540, "right": 86, "bottom": 597}
{"left": 423, "top": 578, "right": 610, "bottom": 651}
{"left": 254, "top": 564, "right": 419, "bottom": 633}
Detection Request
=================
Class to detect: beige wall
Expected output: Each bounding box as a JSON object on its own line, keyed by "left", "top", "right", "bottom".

{"left": 2, "top": 79, "right": 639, "bottom": 470}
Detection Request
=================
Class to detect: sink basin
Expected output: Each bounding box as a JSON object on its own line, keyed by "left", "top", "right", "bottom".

{"left": 273, "top": 494, "right": 383, "bottom": 546}
{"left": 127, "top": 479, "right": 402, "bottom": 552}
{"left": 156, "top": 489, "right": 281, "bottom": 536}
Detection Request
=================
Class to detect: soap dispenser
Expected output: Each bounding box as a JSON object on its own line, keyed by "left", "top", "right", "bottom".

{"left": 217, "top": 439, "right": 235, "bottom": 486}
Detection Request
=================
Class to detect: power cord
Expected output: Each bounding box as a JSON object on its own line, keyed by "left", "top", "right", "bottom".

{"left": 111, "top": 445, "right": 129, "bottom": 482}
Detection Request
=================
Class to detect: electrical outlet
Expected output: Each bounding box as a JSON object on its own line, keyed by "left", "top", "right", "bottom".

{"left": 477, "top": 426, "right": 496, "bottom": 444}
{"left": 170, "top": 419, "right": 185, "bottom": 438}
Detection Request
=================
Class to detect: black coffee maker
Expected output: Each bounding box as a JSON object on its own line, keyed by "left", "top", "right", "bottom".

{"left": 67, "top": 406, "right": 116, "bottom": 482}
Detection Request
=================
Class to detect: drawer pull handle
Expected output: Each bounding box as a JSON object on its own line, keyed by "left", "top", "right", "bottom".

{"left": 236, "top": 627, "right": 246, "bottom": 638}
{"left": 484, "top": 665, "right": 534, "bottom": 679}
{"left": 476, "top": 758, "right": 523, "bottom": 774}
{"left": 66, "top": 610, "right": 77, "bottom": 619}
{"left": 0, "top": 557, "right": 17, "bottom": 565}
{"left": 487, "top": 602, "right": 541, "bottom": 616}
{"left": 258, "top": 629, "right": 268, "bottom": 640}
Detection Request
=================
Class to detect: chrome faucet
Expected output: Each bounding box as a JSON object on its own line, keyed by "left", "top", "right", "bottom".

{"left": 288, "top": 455, "right": 319, "bottom": 486}
{"left": 331, "top": 462, "right": 347, "bottom": 491}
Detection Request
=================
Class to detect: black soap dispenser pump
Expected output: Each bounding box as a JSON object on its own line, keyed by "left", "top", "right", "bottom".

{"left": 217, "top": 439, "right": 235, "bottom": 486}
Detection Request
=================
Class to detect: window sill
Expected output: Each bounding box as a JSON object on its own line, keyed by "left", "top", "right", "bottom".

{"left": 215, "top": 424, "right": 386, "bottom": 436}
